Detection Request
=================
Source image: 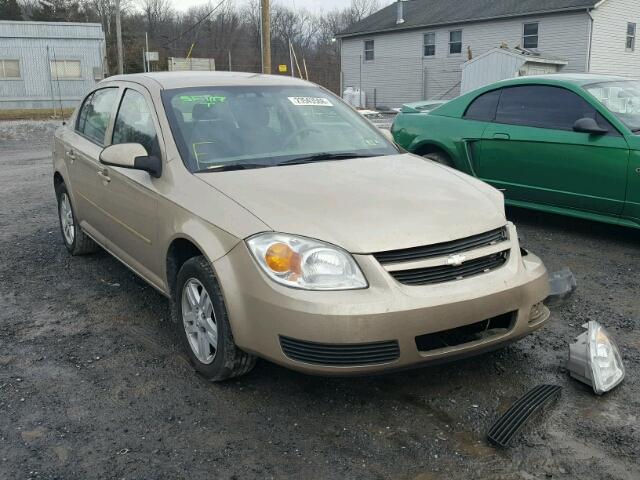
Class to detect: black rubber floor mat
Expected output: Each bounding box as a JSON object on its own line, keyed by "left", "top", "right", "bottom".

{"left": 487, "top": 384, "right": 562, "bottom": 448}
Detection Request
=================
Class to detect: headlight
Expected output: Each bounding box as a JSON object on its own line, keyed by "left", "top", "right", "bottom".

{"left": 568, "top": 321, "right": 625, "bottom": 395}
{"left": 246, "top": 232, "right": 367, "bottom": 290}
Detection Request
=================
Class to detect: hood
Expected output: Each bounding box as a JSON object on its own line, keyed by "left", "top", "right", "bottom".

{"left": 196, "top": 154, "right": 506, "bottom": 253}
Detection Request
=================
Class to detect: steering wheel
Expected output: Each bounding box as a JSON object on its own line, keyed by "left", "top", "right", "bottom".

{"left": 281, "top": 127, "right": 321, "bottom": 149}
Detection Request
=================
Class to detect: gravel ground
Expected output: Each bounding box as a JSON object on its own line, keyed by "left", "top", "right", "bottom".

{"left": 0, "top": 120, "right": 638, "bottom": 480}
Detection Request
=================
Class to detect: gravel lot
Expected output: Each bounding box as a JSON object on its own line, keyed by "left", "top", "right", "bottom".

{"left": 0, "top": 120, "right": 638, "bottom": 480}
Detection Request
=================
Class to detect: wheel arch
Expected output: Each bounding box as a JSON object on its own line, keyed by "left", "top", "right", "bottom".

{"left": 53, "top": 171, "right": 66, "bottom": 193}
{"left": 165, "top": 236, "right": 207, "bottom": 297}
{"left": 411, "top": 140, "right": 455, "bottom": 163}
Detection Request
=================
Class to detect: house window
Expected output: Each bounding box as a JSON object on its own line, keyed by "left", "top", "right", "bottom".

{"left": 364, "top": 40, "right": 374, "bottom": 61}
{"left": 423, "top": 32, "right": 436, "bottom": 56}
{"left": 0, "top": 59, "right": 20, "bottom": 78}
{"left": 523, "top": 22, "right": 539, "bottom": 49}
{"left": 449, "top": 30, "right": 462, "bottom": 54}
{"left": 50, "top": 60, "right": 81, "bottom": 79}
{"left": 626, "top": 23, "right": 636, "bottom": 51}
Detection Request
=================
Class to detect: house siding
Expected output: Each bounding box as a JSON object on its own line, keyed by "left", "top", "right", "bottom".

{"left": 341, "top": 11, "right": 591, "bottom": 107}
{"left": 589, "top": 0, "right": 640, "bottom": 76}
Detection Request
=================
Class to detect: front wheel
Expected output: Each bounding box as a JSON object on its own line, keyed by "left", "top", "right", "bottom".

{"left": 173, "top": 256, "right": 256, "bottom": 381}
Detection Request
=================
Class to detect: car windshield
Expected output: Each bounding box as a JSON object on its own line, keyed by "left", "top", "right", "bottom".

{"left": 161, "top": 85, "right": 398, "bottom": 172}
{"left": 584, "top": 80, "right": 640, "bottom": 131}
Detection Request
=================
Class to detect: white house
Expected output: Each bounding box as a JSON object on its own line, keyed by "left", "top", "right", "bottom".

{"left": 337, "top": 0, "right": 640, "bottom": 108}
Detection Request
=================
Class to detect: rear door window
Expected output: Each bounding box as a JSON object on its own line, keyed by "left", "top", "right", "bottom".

{"left": 112, "top": 89, "right": 159, "bottom": 156}
{"left": 464, "top": 89, "right": 501, "bottom": 121}
{"left": 494, "top": 85, "right": 615, "bottom": 133}
{"left": 76, "top": 87, "right": 118, "bottom": 145}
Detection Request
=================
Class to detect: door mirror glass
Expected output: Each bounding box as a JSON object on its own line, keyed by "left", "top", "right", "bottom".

{"left": 100, "top": 143, "right": 162, "bottom": 178}
{"left": 573, "top": 117, "right": 608, "bottom": 135}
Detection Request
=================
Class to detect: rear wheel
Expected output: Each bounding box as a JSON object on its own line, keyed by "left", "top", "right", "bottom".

{"left": 55, "top": 183, "right": 99, "bottom": 255}
{"left": 173, "top": 256, "right": 256, "bottom": 381}
{"left": 423, "top": 150, "right": 454, "bottom": 167}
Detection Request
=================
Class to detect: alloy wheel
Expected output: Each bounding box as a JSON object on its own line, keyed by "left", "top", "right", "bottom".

{"left": 181, "top": 278, "right": 218, "bottom": 364}
{"left": 59, "top": 193, "right": 75, "bottom": 245}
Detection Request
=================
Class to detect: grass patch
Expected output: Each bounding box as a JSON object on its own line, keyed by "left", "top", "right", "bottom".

{"left": 0, "top": 108, "right": 74, "bottom": 121}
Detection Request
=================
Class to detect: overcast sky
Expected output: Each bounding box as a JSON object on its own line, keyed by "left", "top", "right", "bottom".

{"left": 173, "top": 0, "right": 394, "bottom": 14}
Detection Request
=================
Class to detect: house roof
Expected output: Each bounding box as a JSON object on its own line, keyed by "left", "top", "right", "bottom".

{"left": 338, "top": 0, "right": 600, "bottom": 38}
{"left": 465, "top": 46, "right": 569, "bottom": 66}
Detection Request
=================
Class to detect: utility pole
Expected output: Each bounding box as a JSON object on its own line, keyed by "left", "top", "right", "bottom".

{"left": 260, "top": 0, "right": 271, "bottom": 74}
{"left": 115, "top": 0, "right": 123, "bottom": 74}
{"left": 145, "top": 32, "right": 150, "bottom": 72}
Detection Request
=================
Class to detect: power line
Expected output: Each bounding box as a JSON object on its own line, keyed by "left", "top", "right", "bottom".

{"left": 161, "top": 0, "right": 228, "bottom": 48}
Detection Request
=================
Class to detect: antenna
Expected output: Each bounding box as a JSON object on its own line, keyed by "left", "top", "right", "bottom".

{"left": 51, "top": 48, "right": 66, "bottom": 124}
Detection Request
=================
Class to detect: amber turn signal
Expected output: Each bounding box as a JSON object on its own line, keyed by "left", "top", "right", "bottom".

{"left": 264, "top": 242, "right": 301, "bottom": 274}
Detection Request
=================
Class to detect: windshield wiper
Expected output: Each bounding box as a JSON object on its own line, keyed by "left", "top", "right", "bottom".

{"left": 195, "top": 163, "right": 269, "bottom": 173}
{"left": 277, "top": 152, "right": 378, "bottom": 166}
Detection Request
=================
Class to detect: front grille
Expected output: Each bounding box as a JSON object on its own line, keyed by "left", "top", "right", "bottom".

{"left": 389, "top": 251, "right": 509, "bottom": 286}
{"left": 415, "top": 311, "right": 515, "bottom": 352}
{"left": 373, "top": 227, "right": 507, "bottom": 265}
{"left": 280, "top": 336, "right": 400, "bottom": 366}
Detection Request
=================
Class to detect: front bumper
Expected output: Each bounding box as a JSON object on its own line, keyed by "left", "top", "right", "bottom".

{"left": 213, "top": 225, "right": 550, "bottom": 375}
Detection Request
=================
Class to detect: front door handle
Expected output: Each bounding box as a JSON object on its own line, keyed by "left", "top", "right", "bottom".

{"left": 97, "top": 169, "right": 111, "bottom": 183}
{"left": 493, "top": 133, "right": 510, "bottom": 140}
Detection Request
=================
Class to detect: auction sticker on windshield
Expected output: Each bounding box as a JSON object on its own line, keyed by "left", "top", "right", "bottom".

{"left": 288, "top": 97, "right": 333, "bottom": 107}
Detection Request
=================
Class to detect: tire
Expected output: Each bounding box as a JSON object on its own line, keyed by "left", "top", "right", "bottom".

{"left": 423, "top": 151, "right": 454, "bottom": 167}
{"left": 172, "top": 256, "right": 256, "bottom": 381}
{"left": 55, "top": 183, "right": 99, "bottom": 255}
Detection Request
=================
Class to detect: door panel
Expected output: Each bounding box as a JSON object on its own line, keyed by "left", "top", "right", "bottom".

{"left": 96, "top": 167, "right": 161, "bottom": 281}
{"left": 621, "top": 149, "right": 640, "bottom": 224}
{"left": 476, "top": 85, "right": 629, "bottom": 215}
{"left": 64, "top": 130, "right": 104, "bottom": 232}
{"left": 93, "top": 87, "right": 162, "bottom": 281}
{"left": 68, "top": 87, "right": 120, "bottom": 235}
{"left": 479, "top": 124, "right": 629, "bottom": 214}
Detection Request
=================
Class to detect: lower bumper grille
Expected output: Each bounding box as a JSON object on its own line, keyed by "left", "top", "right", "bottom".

{"left": 415, "top": 311, "right": 516, "bottom": 352}
{"left": 280, "top": 336, "right": 400, "bottom": 366}
{"left": 390, "top": 251, "right": 509, "bottom": 286}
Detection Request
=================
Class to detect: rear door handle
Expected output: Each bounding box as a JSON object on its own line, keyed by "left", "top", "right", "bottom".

{"left": 65, "top": 150, "right": 76, "bottom": 162}
{"left": 493, "top": 133, "right": 510, "bottom": 140}
{"left": 97, "top": 169, "right": 111, "bottom": 183}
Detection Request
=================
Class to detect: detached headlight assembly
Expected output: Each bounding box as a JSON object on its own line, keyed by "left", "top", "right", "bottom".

{"left": 568, "top": 321, "right": 625, "bottom": 395}
{"left": 246, "top": 233, "right": 368, "bottom": 290}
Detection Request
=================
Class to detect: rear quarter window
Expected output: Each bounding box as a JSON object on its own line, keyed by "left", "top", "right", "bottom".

{"left": 463, "top": 89, "right": 501, "bottom": 121}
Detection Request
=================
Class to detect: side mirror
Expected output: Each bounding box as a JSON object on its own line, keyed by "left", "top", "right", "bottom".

{"left": 100, "top": 143, "right": 162, "bottom": 178}
{"left": 573, "top": 117, "right": 608, "bottom": 135}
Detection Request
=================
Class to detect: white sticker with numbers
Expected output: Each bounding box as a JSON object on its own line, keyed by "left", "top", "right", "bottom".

{"left": 288, "top": 96, "right": 333, "bottom": 107}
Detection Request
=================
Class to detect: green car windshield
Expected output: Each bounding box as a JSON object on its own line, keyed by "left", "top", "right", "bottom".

{"left": 162, "top": 86, "right": 398, "bottom": 172}
{"left": 584, "top": 80, "right": 640, "bottom": 131}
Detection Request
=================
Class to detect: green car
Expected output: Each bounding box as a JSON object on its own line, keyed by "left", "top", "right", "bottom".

{"left": 391, "top": 74, "right": 640, "bottom": 229}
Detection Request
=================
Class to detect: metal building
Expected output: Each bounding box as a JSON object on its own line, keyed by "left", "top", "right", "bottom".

{"left": 460, "top": 47, "right": 568, "bottom": 95}
{"left": 0, "top": 20, "right": 105, "bottom": 110}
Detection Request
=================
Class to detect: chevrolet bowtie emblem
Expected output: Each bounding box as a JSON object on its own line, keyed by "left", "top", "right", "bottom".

{"left": 446, "top": 254, "right": 466, "bottom": 266}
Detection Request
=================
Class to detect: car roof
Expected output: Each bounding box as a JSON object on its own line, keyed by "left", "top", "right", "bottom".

{"left": 102, "top": 71, "right": 314, "bottom": 90}
{"left": 491, "top": 73, "right": 633, "bottom": 88}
